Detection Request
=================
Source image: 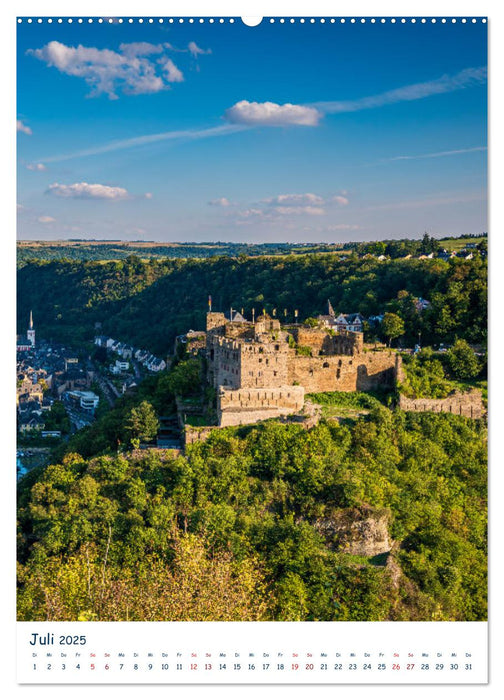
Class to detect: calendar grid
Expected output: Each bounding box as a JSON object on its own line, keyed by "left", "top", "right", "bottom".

{"left": 17, "top": 621, "right": 488, "bottom": 684}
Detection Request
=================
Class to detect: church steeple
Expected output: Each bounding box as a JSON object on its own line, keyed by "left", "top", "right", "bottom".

{"left": 27, "top": 310, "right": 36, "bottom": 347}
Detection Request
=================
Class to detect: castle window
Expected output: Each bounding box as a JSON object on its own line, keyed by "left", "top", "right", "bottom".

{"left": 273, "top": 371, "right": 277, "bottom": 376}
{"left": 275, "top": 345, "right": 280, "bottom": 351}
{"left": 266, "top": 359, "right": 269, "bottom": 365}
{"left": 259, "top": 358, "right": 262, "bottom": 363}
{"left": 259, "top": 347, "right": 264, "bottom": 353}
{"left": 337, "top": 369, "right": 341, "bottom": 379}
{"left": 338, "top": 359, "right": 342, "bottom": 367}
{"left": 323, "top": 362, "right": 329, "bottom": 368}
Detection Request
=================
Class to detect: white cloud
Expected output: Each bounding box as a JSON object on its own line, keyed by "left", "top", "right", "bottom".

{"left": 263, "top": 192, "right": 349, "bottom": 213}
{"left": 47, "top": 182, "right": 130, "bottom": 200}
{"left": 273, "top": 206, "right": 325, "bottom": 216}
{"left": 38, "top": 215, "right": 56, "bottom": 223}
{"left": 331, "top": 195, "right": 349, "bottom": 206}
{"left": 28, "top": 41, "right": 171, "bottom": 98}
{"left": 208, "top": 197, "right": 231, "bottom": 207}
{"left": 312, "top": 66, "right": 487, "bottom": 114}
{"left": 159, "top": 57, "right": 184, "bottom": 83}
{"left": 266, "top": 193, "right": 324, "bottom": 206}
{"left": 235, "top": 191, "right": 352, "bottom": 221}
{"left": 144, "top": 192, "right": 153, "bottom": 199}
{"left": 26, "top": 162, "right": 46, "bottom": 171}
{"left": 17, "top": 120, "right": 32, "bottom": 135}
{"left": 224, "top": 100, "right": 322, "bottom": 127}
{"left": 188, "top": 41, "right": 211, "bottom": 57}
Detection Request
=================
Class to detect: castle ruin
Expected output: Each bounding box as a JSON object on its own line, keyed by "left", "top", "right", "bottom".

{"left": 205, "top": 312, "right": 400, "bottom": 426}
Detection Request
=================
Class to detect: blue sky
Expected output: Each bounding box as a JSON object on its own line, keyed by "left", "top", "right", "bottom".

{"left": 16, "top": 17, "right": 487, "bottom": 243}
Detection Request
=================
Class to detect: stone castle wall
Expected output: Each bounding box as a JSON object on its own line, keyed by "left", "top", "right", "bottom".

{"left": 291, "top": 327, "right": 363, "bottom": 356}
{"left": 289, "top": 351, "right": 399, "bottom": 393}
{"left": 217, "top": 385, "right": 305, "bottom": 427}
{"left": 398, "top": 389, "right": 484, "bottom": 418}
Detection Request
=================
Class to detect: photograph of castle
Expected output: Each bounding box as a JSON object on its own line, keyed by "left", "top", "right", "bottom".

{"left": 16, "top": 16, "right": 487, "bottom": 624}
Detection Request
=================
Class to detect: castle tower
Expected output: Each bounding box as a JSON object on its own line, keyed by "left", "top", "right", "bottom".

{"left": 27, "top": 310, "right": 35, "bottom": 347}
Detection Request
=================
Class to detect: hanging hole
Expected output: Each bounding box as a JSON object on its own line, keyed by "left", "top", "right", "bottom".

{"left": 241, "top": 17, "right": 263, "bottom": 27}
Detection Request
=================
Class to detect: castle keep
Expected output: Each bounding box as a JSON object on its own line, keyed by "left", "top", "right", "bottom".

{"left": 205, "top": 312, "right": 400, "bottom": 426}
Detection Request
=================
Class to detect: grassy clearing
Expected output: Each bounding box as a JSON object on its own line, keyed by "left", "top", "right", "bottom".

{"left": 306, "top": 391, "right": 389, "bottom": 421}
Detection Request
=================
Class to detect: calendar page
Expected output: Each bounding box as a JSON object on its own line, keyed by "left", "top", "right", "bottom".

{"left": 14, "top": 1, "right": 490, "bottom": 691}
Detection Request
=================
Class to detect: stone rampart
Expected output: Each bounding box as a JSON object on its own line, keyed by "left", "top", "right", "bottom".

{"left": 217, "top": 385, "right": 305, "bottom": 426}
{"left": 398, "top": 389, "right": 484, "bottom": 418}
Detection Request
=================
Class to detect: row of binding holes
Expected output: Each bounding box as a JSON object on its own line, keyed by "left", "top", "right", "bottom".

{"left": 17, "top": 18, "right": 487, "bottom": 24}
{"left": 18, "top": 18, "right": 235, "bottom": 24}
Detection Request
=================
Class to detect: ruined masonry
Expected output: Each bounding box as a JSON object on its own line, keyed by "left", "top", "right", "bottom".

{"left": 205, "top": 312, "right": 400, "bottom": 427}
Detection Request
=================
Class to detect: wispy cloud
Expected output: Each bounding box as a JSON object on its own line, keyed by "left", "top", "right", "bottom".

{"left": 208, "top": 197, "right": 232, "bottom": 207}
{"left": 311, "top": 66, "right": 487, "bottom": 114}
{"left": 118, "top": 42, "right": 165, "bottom": 58}
{"left": 188, "top": 41, "right": 211, "bottom": 58}
{"left": 26, "top": 162, "right": 46, "bottom": 171}
{"left": 387, "top": 146, "right": 487, "bottom": 161}
{"left": 17, "top": 119, "right": 32, "bottom": 135}
{"left": 38, "top": 215, "right": 56, "bottom": 223}
{"left": 40, "top": 124, "right": 247, "bottom": 164}
{"left": 273, "top": 205, "right": 325, "bottom": 216}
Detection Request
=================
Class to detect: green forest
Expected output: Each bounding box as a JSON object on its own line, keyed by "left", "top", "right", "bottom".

{"left": 17, "top": 252, "right": 487, "bottom": 353}
{"left": 17, "top": 398, "right": 487, "bottom": 621}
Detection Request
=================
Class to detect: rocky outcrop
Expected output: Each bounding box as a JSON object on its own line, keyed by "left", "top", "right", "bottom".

{"left": 314, "top": 506, "right": 392, "bottom": 558}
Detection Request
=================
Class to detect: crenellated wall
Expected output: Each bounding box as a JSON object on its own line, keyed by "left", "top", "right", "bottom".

{"left": 398, "top": 389, "right": 484, "bottom": 418}
{"left": 217, "top": 385, "right": 305, "bottom": 426}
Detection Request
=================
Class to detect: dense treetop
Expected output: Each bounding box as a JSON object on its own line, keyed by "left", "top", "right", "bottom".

{"left": 17, "top": 253, "right": 487, "bottom": 353}
{"left": 17, "top": 405, "right": 487, "bottom": 622}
